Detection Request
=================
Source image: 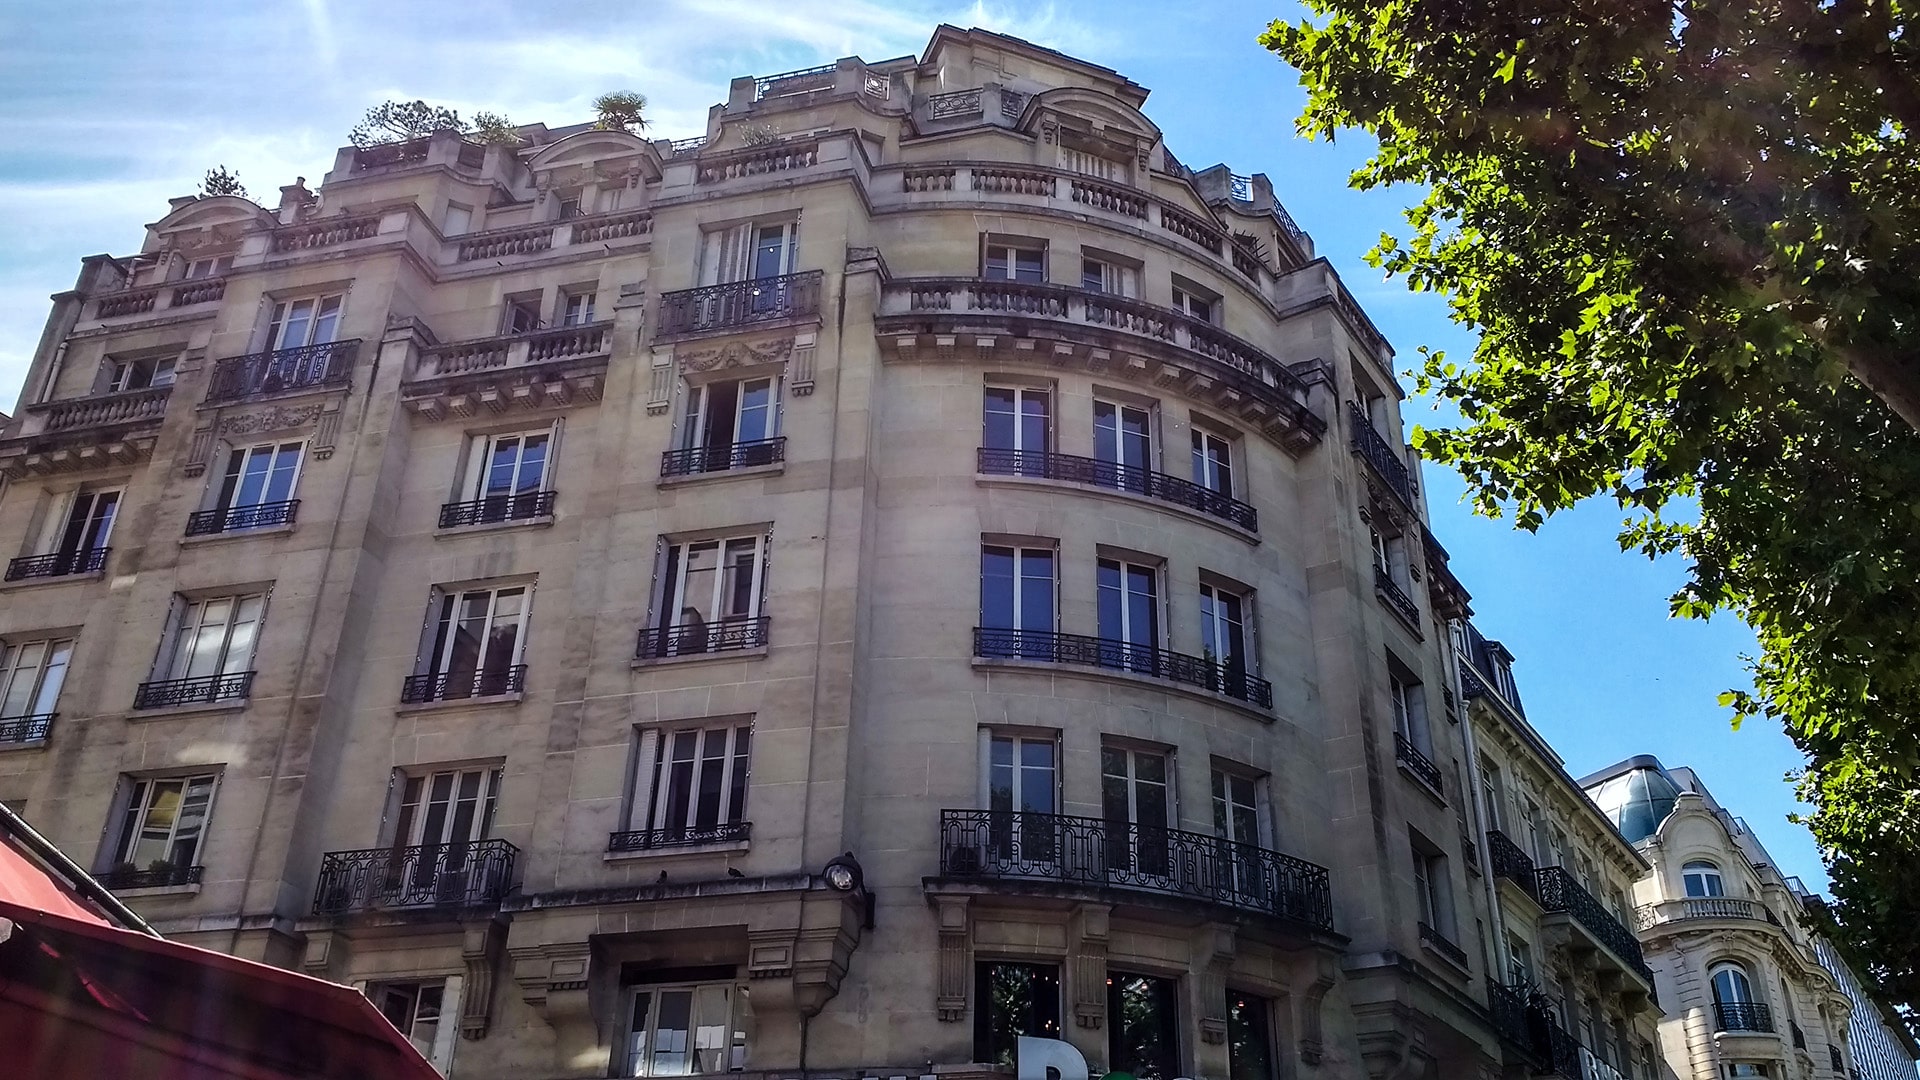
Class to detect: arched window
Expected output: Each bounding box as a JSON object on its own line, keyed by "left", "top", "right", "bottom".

{"left": 1711, "top": 963, "right": 1755, "bottom": 1004}
{"left": 1683, "top": 860, "right": 1725, "bottom": 898}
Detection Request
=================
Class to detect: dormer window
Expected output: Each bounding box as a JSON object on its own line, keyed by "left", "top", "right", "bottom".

{"left": 556, "top": 194, "right": 583, "bottom": 220}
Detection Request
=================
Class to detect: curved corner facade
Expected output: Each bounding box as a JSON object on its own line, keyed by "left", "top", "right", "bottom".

{"left": 0, "top": 25, "right": 1664, "bottom": 1080}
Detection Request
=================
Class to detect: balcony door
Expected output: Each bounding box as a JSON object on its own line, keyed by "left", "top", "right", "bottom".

{"left": 462, "top": 430, "right": 552, "bottom": 519}
{"left": 979, "top": 545, "right": 1055, "bottom": 659}
{"left": 1212, "top": 769, "right": 1266, "bottom": 903}
{"left": 216, "top": 442, "right": 303, "bottom": 517}
{"left": 46, "top": 489, "right": 119, "bottom": 572}
{"left": 1094, "top": 400, "right": 1153, "bottom": 493}
{"left": 1191, "top": 428, "right": 1235, "bottom": 501}
{"left": 1101, "top": 746, "right": 1171, "bottom": 880}
{"left": 1097, "top": 559, "right": 1160, "bottom": 674}
{"left": 983, "top": 386, "right": 1050, "bottom": 476}
{"left": 164, "top": 594, "right": 265, "bottom": 683}
{"left": 422, "top": 586, "right": 529, "bottom": 696}
{"left": 1199, "top": 583, "right": 1252, "bottom": 692}
{"left": 986, "top": 734, "right": 1058, "bottom": 870}
{"left": 701, "top": 222, "right": 797, "bottom": 320}
{"left": 655, "top": 536, "right": 765, "bottom": 654}
{"left": 266, "top": 294, "right": 342, "bottom": 351}
{"left": 390, "top": 766, "right": 501, "bottom": 901}
{"left": 683, "top": 378, "right": 777, "bottom": 466}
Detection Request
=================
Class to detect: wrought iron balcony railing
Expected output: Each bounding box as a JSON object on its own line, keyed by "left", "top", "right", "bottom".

{"left": 312, "top": 838, "right": 518, "bottom": 915}
{"left": 1712, "top": 1001, "right": 1775, "bottom": 1034}
{"left": 657, "top": 271, "right": 823, "bottom": 339}
{"left": 1375, "top": 566, "right": 1422, "bottom": 629}
{"left": 1394, "top": 732, "right": 1443, "bottom": 794}
{"left": 636, "top": 616, "right": 770, "bottom": 660}
{"left": 977, "top": 447, "right": 1259, "bottom": 531}
{"left": 132, "top": 672, "right": 255, "bottom": 710}
{"left": 0, "top": 714, "right": 53, "bottom": 744}
{"left": 5, "top": 547, "right": 110, "bottom": 582}
{"left": 661, "top": 437, "right": 787, "bottom": 477}
{"left": 400, "top": 665, "right": 527, "bottom": 704}
{"left": 608, "top": 821, "right": 752, "bottom": 852}
{"left": 205, "top": 339, "right": 358, "bottom": 403}
{"left": 100, "top": 864, "right": 204, "bottom": 890}
{"left": 938, "top": 808, "right": 1333, "bottom": 931}
{"left": 1791, "top": 1021, "right": 1806, "bottom": 1050}
{"left": 185, "top": 499, "right": 300, "bottom": 537}
{"left": 1534, "top": 866, "right": 1654, "bottom": 984}
{"left": 1487, "top": 983, "right": 1540, "bottom": 1060}
{"left": 1419, "top": 922, "right": 1468, "bottom": 967}
{"left": 974, "top": 626, "right": 1273, "bottom": 708}
{"left": 1487, "top": 830, "right": 1540, "bottom": 901}
{"left": 438, "top": 490, "right": 557, "bottom": 529}
{"left": 1347, "top": 401, "right": 1414, "bottom": 506}
{"left": 1830, "top": 1045, "right": 1845, "bottom": 1072}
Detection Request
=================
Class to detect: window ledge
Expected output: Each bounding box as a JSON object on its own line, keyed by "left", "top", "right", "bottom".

{"left": 975, "top": 473, "right": 1259, "bottom": 545}
{"left": 1419, "top": 934, "right": 1471, "bottom": 977}
{"left": 631, "top": 646, "right": 770, "bottom": 670}
{"left": 0, "top": 739, "right": 48, "bottom": 753}
{"left": 180, "top": 522, "right": 296, "bottom": 546}
{"left": 130, "top": 699, "right": 250, "bottom": 721}
{"left": 395, "top": 692, "right": 525, "bottom": 715}
{"left": 111, "top": 883, "right": 202, "bottom": 899}
{"left": 433, "top": 515, "right": 555, "bottom": 539}
{"left": 603, "top": 839, "right": 752, "bottom": 861}
{"left": 970, "top": 656, "right": 1277, "bottom": 724}
{"left": 659, "top": 461, "right": 786, "bottom": 488}
{"left": 1374, "top": 587, "right": 1427, "bottom": 640}
{"left": 1397, "top": 761, "right": 1448, "bottom": 808}
{"left": 0, "top": 571, "right": 105, "bottom": 592}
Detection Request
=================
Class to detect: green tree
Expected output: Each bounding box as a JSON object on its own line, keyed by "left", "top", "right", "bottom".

{"left": 349, "top": 99, "right": 464, "bottom": 148}
{"left": 1263, "top": 0, "right": 1920, "bottom": 1027}
{"left": 198, "top": 165, "right": 247, "bottom": 199}
{"left": 591, "top": 91, "right": 650, "bottom": 135}
{"left": 470, "top": 111, "right": 521, "bottom": 147}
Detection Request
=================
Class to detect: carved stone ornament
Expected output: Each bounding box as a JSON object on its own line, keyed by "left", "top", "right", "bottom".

{"left": 677, "top": 335, "right": 794, "bottom": 374}
{"left": 220, "top": 403, "right": 325, "bottom": 437}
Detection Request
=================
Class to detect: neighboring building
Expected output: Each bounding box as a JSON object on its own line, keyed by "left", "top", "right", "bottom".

{"left": 1582, "top": 757, "right": 1917, "bottom": 1080}
{"left": 0, "top": 23, "right": 1684, "bottom": 1080}
{"left": 1807, "top": 933, "right": 1920, "bottom": 1080}
{"left": 1450, "top": 620, "right": 1672, "bottom": 1080}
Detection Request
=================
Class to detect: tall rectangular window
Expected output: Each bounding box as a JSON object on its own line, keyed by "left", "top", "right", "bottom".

{"left": 1102, "top": 744, "right": 1171, "bottom": 875}
{"left": 984, "top": 242, "right": 1045, "bottom": 283}
{"left": 1507, "top": 935, "right": 1534, "bottom": 985}
{"left": 985, "top": 732, "right": 1058, "bottom": 864}
{"left": 1108, "top": 972, "right": 1180, "bottom": 1080}
{"left": 1081, "top": 256, "right": 1136, "bottom": 296}
{"left": 1390, "top": 673, "right": 1429, "bottom": 753}
{"left": 1094, "top": 399, "right": 1154, "bottom": 491}
{"left": 106, "top": 356, "right": 175, "bottom": 392}
{"left": 265, "top": 294, "right": 343, "bottom": 351}
{"left": 213, "top": 441, "right": 303, "bottom": 518}
{"left": 1226, "top": 991, "right": 1275, "bottom": 1080}
{"left": 973, "top": 961, "right": 1060, "bottom": 1067}
{"left": 979, "top": 544, "right": 1056, "bottom": 658}
{"left": 1191, "top": 428, "right": 1235, "bottom": 500}
{"left": 1199, "top": 581, "right": 1254, "bottom": 690}
{"left": 631, "top": 723, "right": 753, "bottom": 843}
{"left": 161, "top": 594, "right": 266, "bottom": 682}
{"left": 1411, "top": 831, "right": 1452, "bottom": 936}
{"left": 111, "top": 773, "right": 217, "bottom": 873}
{"left": 682, "top": 378, "right": 780, "bottom": 467}
{"left": 45, "top": 488, "right": 120, "bottom": 570}
{"left": 502, "top": 295, "right": 543, "bottom": 335}
{"left": 560, "top": 290, "right": 597, "bottom": 326}
{"left": 0, "top": 638, "right": 72, "bottom": 723}
{"left": 418, "top": 586, "right": 529, "bottom": 697}
{"left": 1211, "top": 768, "right": 1262, "bottom": 847}
{"left": 1478, "top": 759, "right": 1506, "bottom": 832}
{"left": 372, "top": 981, "right": 445, "bottom": 1062}
{"left": 621, "top": 979, "right": 747, "bottom": 1077}
{"left": 1097, "top": 557, "right": 1160, "bottom": 671}
{"left": 981, "top": 385, "right": 1051, "bottom": 478}
{"left": 650, "top": 535, "right": 767, "bottom": 656}
{"left": 702, "top": 221, "right": 797, "bottom": 285}
{"left": 391, "top": 766, "right": 500, "bottom": 849}
{"left": 441, "top": 203, "right": 473, "bottom": 236}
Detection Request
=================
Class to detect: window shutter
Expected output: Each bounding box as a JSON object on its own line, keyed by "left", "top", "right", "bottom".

{"left": 151, "top": 595, "right": 186, "bottom": 681}
{"left": 627, "top": 728, "right": 661, "bottom": 832}
{"left": 646, "top": 537, "right": 669, "bottom": 628}
{"left": 460, "top": 433, "right": 490, "bottom": 502}
{"left": 414, "top": 588, "right": 446, "bottom": 676}
{"left": 376, "top": 769, "right": 402, "bottom": 844}
{"left": 545, "top": 417, "right": 566, "bottom": 490}
{"left": 35, "top": 490, "right": 75, "bottom": 555}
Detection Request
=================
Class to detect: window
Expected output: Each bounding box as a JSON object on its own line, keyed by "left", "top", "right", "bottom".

{"left": 984, "top": 241, "right": 1045, "bottom": 283}
{"left": 981, "top": 385, "right": 1051, "bottom": 477}
{"left": 1390, "top": 673, "right": 1429, "bottom": 752}
{"left": 556, "top": 194, "right": 583, "bottom": 220}
{"left": 0, "top": 638, "right": 72, "bottom": 724}
{"left": 1576, "top": 852, "right": 1598, "bottom": 896}
{"left": 265, "top": 294, "right": 342, "bottom": 351}
{"left": 1081, "top": 256, "right": 1136, "bottom": 296}
{"left": 560, "top": 290, "right": 597, "bottom": 326}
{"left": 156, "top": 593, "right": 266, "bottom": 687}
{"left": 648, "top": 535, "right": 767, "bottom": 656}
{"left": 628, "top": 723, "right": 753, "bottom": 844}
{"left": 1726, "top": 1065, "right": 1770, "bottom": 1078}
{"left": 1411, "top": 831, "right": 1452, "bottom": 935}
{"left": 1108, "top": 972, "right": 1180, "bottom": 1080}
{"left": 682, "top": 377, "right": 779, "bottom": 462}
{"left": 1548, "top": 826, "right": 1569, "bottom": 869}
{"left": 1098, "top": 557, "right": 1161, "bottom": 671}
{"left": 621, "top": 977, "right": 747, "bottom": 1077}
{"left": 1212, "top": 767, "right": 1262, "bottom": 847}
{"left": 110, "top": 773, "right": 216, "bottom": 875}
{"left": 1102, "top": 744, "right": 1171, "bottom": 875}
{"left": 106, "top": 356, "right": 174, "bottom": 392}
{"left": 984, "top": 732, "right": 1058, "bottom": 865}
{"left": 1171, "top": 279, "right": 1216, "bottom": 323}
{"left": 458, "top": 428, "right": 553, "bottom": 510}
{"left": 391, "top": 766, "right": 500, "bottom": 849}
{"left": 1507, "top": 935, "right": 1534, "bottom": 986}
{"left": 415, "top": 585, "right": 529, "bottom": 698}
{"left": 701, "top": 222, "right": 797, "bottom": 285}
{"left": 1226, "top": 991, "right": 1275, "bottom": 1080}
{"left": 442, "top": 203, "right": 473, "bottom": 236}
{"left": 502, "top": 295, "right": 542, "bottom": 335}
{"left": 1683, "top": 860, "right": 1725, "bottom": 898}
{"left": 1711, "top": 963, "right": 1755, "bottom": 1004}
{"left": 973, "top": 961, "right": 1061, "bottom": 1067}
{"left": 1060, "top": 146, "right": 1123, "bottom": 180}
{"left": 1478, "top": 759, "right": 1506, "bottom": 831}
{"left": 40, "top": 487, "right": 120, "bottom": 572}
{"left": 371, "top": 981, "right": 444, "bottom": 1061}
{"left": 1199, "top": 579, "right": 1252, "bottom": 670}
{"left": 1368, "top": 525, "right": 1398, "bottom": 581}
{"left": 1190, "top": 427, "right": 1234, "bottom": 500}
{"left": 183, "top": 255, "right": 232, "bottom": 280}
{"left": 209, "top": 441, "right": 303, "bottom": 526}
{"left": 1521, "top": 798, "right": 1545, "bottom": 866}
{"left": 1094, "top": 399, "right": 1154, "bottom": 490}
{"left": 979, "top": 544, "right": 1056, "bottom": 657}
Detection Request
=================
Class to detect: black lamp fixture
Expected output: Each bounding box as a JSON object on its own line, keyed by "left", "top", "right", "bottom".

{"left": 822, "top": 851, "right": 874, "bottom": 929}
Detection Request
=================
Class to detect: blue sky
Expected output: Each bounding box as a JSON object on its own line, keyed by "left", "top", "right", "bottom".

{"left": 0, "top": 0, "right": 1824, "bottom": 887}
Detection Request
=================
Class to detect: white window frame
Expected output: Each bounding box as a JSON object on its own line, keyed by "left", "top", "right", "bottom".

{"left": 1198, "top": 580, "right": 1254, "bottom": 676}
{"left": 654, "top": 534, "right": 769, "bottom": 636}
{"left": 1190, "top": 426, "right": 1234, "bottom": 499}
{"left": 619, "top": 979, "right": 747, "bottom": 1077}
{"left": 265, "top": 293, "right": 344, "bottom": 352}
{"left": 110, "top": 772, "right": 219, "bottom": 872}
{"left": 1710, "top": 963, "right": 1756, "bottom": 1005}
{"left": 701, "top": 221, "right": 798, "bottom": 285}
{"left": 460, "top": 427, "right": 556, "bottom": 503}
{"left": 388, "top": 766, "right": 502, "bottom": 848}
{"left": 982, "top": 731, "right": 1059, "bottom": 816}
{"left": 1478, "top": 759, "right": 1506, "bottom": 832}
{"left": 626, "top": 722, "right": 754, "bottom": 839}
{"left": 979, "top": 544, "right": 1057, "bottom": 633}
{"left": 442, "top": 203, "right": 473, "bottom": 237}
{"left": 369, "top": 979, "right": 454, "bottom": 1068}
{"left": 158, "top": 593, "right": 267, "bottom": 682}
{"left": 1210, "top": 765, "right": 1265, "bottom": 847}
{"left": 682, "top": 376, "right": 780, "bottom": 451}
{"left": 1080, "top": 256, "right": 1137, "bottom": 296}
{"left": 1059, "top": 146, "right": 1123, "bottom": 180}
{"left": 502, "top": 294, "right": 543, "bottom": 336}
{"left": 183, "top": 255, "right": 232, "bottom": 280}
{"left": 106, "top": 356, "right": 176, "bottom": 392}
{"left": 1171, "top": 280, "right": 1217, "bottom": 323}
{"left": 0, "top": 637, "right": 73, "bottom": 721}
{"left": 212, "top": 440, "right": 304, "bottom": 512}
{"left": 983, "top": 241, "right": 1046, "bottom": 284}
{"left": 1683, "top": 860, "right": 1726, "bottom": 898}
{"left": 419, "top": 585, "right": 532, "bottom": 682}
{"left": 1390, "top": 673, "right": 1429, "bottom": 752}
{"left": 40, "top": 487, "right": 121, "bottom": 560}
{"left": 1411, "top": 832, "right": 1453, "bottom": 936}
{"left": 1093, "top": 398, "right": 1156, "bottom": 479}
{"left": 1101, "top": 743, "right": 1172, "bottom": 830}
{"left": 561, "top": 289, "right": 598, "bottom": 327}
{"left": 982, "top": 385, "right": 1051, "bottom": 454}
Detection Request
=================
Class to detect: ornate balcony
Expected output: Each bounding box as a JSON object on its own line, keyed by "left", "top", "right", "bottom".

{"left": 973, "top": 627, "right": 1273, "bottom": 710}
{"left": 1487, "top": 830, "right": 1540, "bottom": 902}
{"left": 205, "top": 340, "right": 358, "bottom": 403}
{"left": 1394, "top": 732, "right": 1443, "bottom": 795}
{"left": 1418, "top": 922, "right": 1468, "bottom": 967}
{"left": 1534, "top": 866, "right": 1655, "bottom": 986}
{"left": 185, "top": 499, "right": 299, "bottom": 536}
{"left": 0, "top": 714, "right": 54, "bottom": 745}
{"left": 977, "top": 447, "right": 1258, "bottom": 532}
{"left": 4, "top": 547, "right": 109, "bottom": 583}
{"left": 399, "top": 665, "right": 527, "bottom": 704}
{"left": 100, "top": 864, "right": 203, "bottom": 890}
{"left": 608, "top": 822, "right": 752, "bottom": 853}
{"left": 1487, "top": 983, "right": 1542, "bottom": 1063}
{"left": 1374, "top": 566, "right": 1423, "bottom": 633}
{"left": 312, "top": 838, "right": 518, "bottom": 915}
{"left": 269, "top": 216, "right": 380, "bottom": 254}
{"left": 31, "top": 386, "right": 171, "bottom": 433}
{"left": 132, "top": 671, "right": 255, "bottom": 710}
{"left": 875, "top": 279, "right": 1324, "bottom": 454}
{"left": 1635, "top": 895, "right": 1771, "bottom": 930}
{"left": 405, "top": 325, "right": 609, "bottom": 420}
{"left": 1347, "top": 402, "right": 1414, "bottom": 506}
{"left": 661, "top": 437, "right": 786, "bottom": 478}
{"left": 438, "top": 490, "right": 556, "bottom": 529}
{"left": 636, "top": 616, "right": 769, "bottom": 660}
{"left": 937, "top": 808, "right": 1333, "bottom": 932}
{"left": 656, "top": 271, "right": 824, "bottom": 340}
{"left": 1713, "top": 1001, "right": 1775, "bottom": 1034}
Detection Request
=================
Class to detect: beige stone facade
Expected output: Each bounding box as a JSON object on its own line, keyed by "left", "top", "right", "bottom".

{"left": 0, "top": 25, "right": 1647, "bottom": 1080}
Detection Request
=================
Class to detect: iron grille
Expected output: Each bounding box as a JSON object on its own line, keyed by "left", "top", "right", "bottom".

{"left": 1487, "top": 830, "right": 1539, "bottom": 900}
{"left": 660, "top": 438, "right": 787, "bottom": 477}
{"left": 636, "top": 616, "right": 769, "bottom": 660}
{"left": 608, "top": 821, "right": 752, "bottom": 852}
{"left": 312, "top": 838, "right": 518, "bottom": 915}
{"left": 100, "top": 864, "right": 204, "bottom": 890}
{"left": 399, "top": 665, "right": 527, "bottom": 704}
{"left": 205, "top": 339, "right": 358, "bottom": 403}
{"left": 1534, "top": 866, "right": 1654, "bottom": 984}
{"left": 1712, "top": 1001, "right": 1774, "bottom": 1033}
{"left": 937, "top": 808, "right": 1332, "bottom": 932}
{"left": 755, "top": 63, "right": 837, "bottom": 99}
{"left": 977, "top": 447, "right": 1258, "bottom": 531}
{"left": 657, "top": 271, "right": 823, "bottom": 338}
{"left": 1347, "top": 401, "right": 1414, "bottom": 506}
{"left": 1791, "top": 1022, "right": 1806, "bottom": 1050}
{"left": 438, "top": 490, "right": 557, "bottom": 529}
{"left": 5, "top": 547, "right": 109, "bottom": 581}
{"left": 0, "top": 714, "right": 53, "bottom": 744}
{"left": 132, "top": 671, "right": 255, "bottom": 710}
{"left": 1375, "top": 566, "right": 1423, "bottom": 629}
{"left": 1419, "top": 922, "right": 1467, "bottom": 967}
{"left": 1830, "top": 1045, "right": 1845, "bottom": 1072}
{"left": 1487, "top": 983, "right": 1542, "bottom": 1062}
{"left": 1394, "top": 732, "right": 1443, "bottom": 793}
{"left": 185, "top": 499, "right": 300, "bottom": 536}
{"left": 972, "top": 626, "right": 1273, "bottom": 709}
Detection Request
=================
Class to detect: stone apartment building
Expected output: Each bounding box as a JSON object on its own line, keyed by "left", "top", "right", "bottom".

{"left": 1581, "top": 758, "right": 1919, "bottom": 1080}
{"left": 0, "top": 24, "right": 1685, "bottom": 1080}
